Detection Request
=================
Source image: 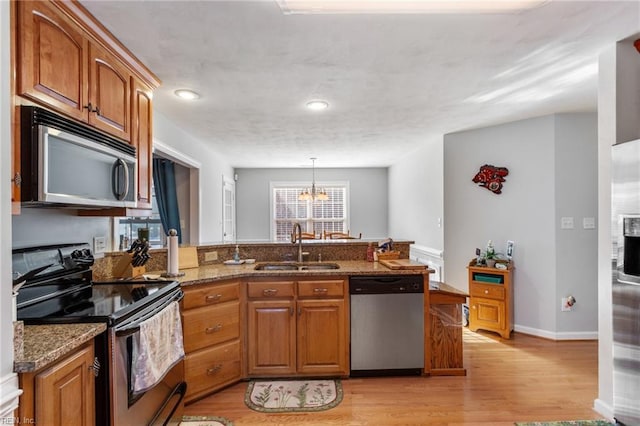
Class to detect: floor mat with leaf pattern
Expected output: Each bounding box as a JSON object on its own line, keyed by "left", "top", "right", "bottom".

{"left": 245, "top": 379, "right": 343, "bottom": 413}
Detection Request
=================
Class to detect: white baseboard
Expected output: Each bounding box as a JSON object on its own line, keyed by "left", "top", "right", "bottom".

{"left": 514, "top": 324, "right": 598, "bottom": 340}
{"left": 0, "top": 373, "right": 22, "bottom": 419}
{"left": 593, "top": 398, "right": 614, "bottom": 421}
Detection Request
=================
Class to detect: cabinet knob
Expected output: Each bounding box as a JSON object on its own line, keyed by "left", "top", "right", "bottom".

{"left": 206, "top": 364, "right": 223, "bottom": 375}
{"left": 205, "top": 294, "right": 222, "bottom": 303}
{"left": 205, "top": 323, "right": 223, "bottom": 334}
{"left": 263, "top": 288, "right": 278, "bottom": 296}
{"left": 484, "top": 290, "right": 489, "bottom": 294}
{"left": 313, "top": 288, "right": 328, "bottom": 293}
{"left": 11, "top": 172, "right": 22, "bottom": 188}
{"left": 83, "top": 103, "right": 100, "bottom": 114}
{"left": 88, "top": 357, "right": 101, "bottom": 377}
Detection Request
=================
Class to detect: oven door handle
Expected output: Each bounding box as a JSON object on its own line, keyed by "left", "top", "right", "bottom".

{"left": 115, "top": 291, "right": 183, "bottom": 337}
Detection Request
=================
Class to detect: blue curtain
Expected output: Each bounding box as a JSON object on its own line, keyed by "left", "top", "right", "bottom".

{"left": 153, "top": 158, "right": 182, "bottom": 243}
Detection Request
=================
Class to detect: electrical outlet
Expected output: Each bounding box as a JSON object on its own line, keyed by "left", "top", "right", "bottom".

{"left": 561, "top": 297, "right": 572, "bottom": 312}
{"left": 204, "top": 251, "right": 218, "bottom": 262}
{"left": 93, "top": 236, "right": 107, "bottom": 254}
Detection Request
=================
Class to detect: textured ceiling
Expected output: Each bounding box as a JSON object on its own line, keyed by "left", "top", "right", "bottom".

{"left": 80, "top": 0, "right": 639, "bottom": 168}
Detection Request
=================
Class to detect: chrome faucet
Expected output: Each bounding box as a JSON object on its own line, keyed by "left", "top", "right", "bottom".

{"left": 291, "top": 222, "right": 303, "bottom": 262}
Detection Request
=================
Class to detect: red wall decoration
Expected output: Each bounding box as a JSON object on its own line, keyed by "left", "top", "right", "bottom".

{"left": 472, "top": 164, "right": 509, "bottom": 194}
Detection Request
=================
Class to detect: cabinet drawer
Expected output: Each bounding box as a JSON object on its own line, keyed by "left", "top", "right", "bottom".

{"left": 182, "top": 281, "right": 240, "bottom": 310}
{"left": 298, "top": 280, "right": 344, "bottom": 298}
{"left": 247, "top": 281, "right": 295, "bottom": 298}
{"left": 470, "top": 283, "right": 504, "bottom": 300}
{"left": 182, "top": 301, "right": 240, "bottom": 353}
{"left": 184, "top": 340, "right": 241, "bottom": 400}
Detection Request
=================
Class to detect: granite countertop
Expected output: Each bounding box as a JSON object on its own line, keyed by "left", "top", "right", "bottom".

{"left": 14, "top": 323, "right": 106, "bottom": 373}
{"left": 160, "top": 260, "right": 435, "bottom": 287}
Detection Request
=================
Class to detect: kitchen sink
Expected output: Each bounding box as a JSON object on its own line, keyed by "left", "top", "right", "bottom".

{"left": 254, "top": 262, "right": 340, "bottom": 271}
{"left": 298, "top": 263, "right": 340, "bottom": 270}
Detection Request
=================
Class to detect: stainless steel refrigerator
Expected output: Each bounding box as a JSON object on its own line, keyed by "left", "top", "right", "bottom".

{"left": 611, "top": 140, "right": 640, "bottom": 426}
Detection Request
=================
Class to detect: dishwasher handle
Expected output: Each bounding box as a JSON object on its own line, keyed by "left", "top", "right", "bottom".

{"left": 349, "top": 275, "right": 424, "bottom": 294}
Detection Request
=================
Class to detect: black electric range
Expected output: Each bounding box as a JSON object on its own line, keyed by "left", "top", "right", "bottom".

{"left": 12, "top": 242, "right": 185, "bottom": 426}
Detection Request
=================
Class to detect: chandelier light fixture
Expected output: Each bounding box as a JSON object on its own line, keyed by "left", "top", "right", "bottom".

{"left": 299, "top": 158, "right": 329, "bottom": 201}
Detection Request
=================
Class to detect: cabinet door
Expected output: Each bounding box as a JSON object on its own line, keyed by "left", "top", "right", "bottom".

{"left": 297, "top": 299, "right": 348, "bottom": 375}
{"left": 469, "top": 297, "right": 505, "bottom": 332}
{"left": 247, "top": 300, "right": 296, "bottom": 375}
{"left": 17, "top": 1, "right": 88, "bottom": 121}
{"left": 35, "top": 343, "right": 95, "bottom": 426}
{"left": 89, "top": 43, "right": 130, "bottom": 141}
{"left": 131, "top": 77, "right": 153, "bottom": 208}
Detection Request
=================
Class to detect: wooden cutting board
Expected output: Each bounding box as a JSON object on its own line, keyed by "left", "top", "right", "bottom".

{"left": 379, "top": 259, "right": 427, "bottom": 270}
{"left": 179, "top": 247, "right": 200, "bottom": 269}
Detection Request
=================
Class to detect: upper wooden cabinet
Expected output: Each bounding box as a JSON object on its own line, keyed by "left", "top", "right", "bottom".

{"left": 88, "top": 42, "right": 131, "bottom": 141}
{"left": 17, "top": 1, "right": 132, "bottom": 141}
{"left": 17, "top": 0, "right": 88, "bottom": 122}
{"left": 13, "top": 0, "right": 161, "bottom": 213}
{"left": 131, "top": 77, "right": 153, "bottom": 208}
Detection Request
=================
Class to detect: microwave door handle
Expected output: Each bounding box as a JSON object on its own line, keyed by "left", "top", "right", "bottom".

{"left": 111, "top": 159, "right": 129, "bottom": 201}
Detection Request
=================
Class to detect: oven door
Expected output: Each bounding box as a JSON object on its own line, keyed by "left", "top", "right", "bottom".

{"left": 110, "top": 290, "right": 185, "bottom": 426}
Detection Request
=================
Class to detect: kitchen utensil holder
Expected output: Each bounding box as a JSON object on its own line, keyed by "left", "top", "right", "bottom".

{"left": 113, "top": 254, "right": 146, "bottom": 279}
{"left": 376, "top": 250, "right": 400, "bottom": 260}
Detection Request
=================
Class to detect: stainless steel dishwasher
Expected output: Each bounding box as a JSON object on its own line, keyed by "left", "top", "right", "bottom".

{"left": 349, "top": 275, "right": 424, "bottom": 377}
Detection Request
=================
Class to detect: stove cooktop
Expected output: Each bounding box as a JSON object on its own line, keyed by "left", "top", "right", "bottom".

{"left": 17, "top": 279, "right": 180, "bottom": 326}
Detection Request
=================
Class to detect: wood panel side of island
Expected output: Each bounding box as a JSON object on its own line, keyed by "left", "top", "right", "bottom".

{"left": 429, "top": 282, "right": 468, "bottom": 376}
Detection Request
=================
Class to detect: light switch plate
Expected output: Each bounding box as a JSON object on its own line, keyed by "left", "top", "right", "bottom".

{"left": 93, "top": 236, "right": 107, "bottom": 254}
{"left": 583, "top": 217, "right": 596, "bottom": 229}
{"left": 561, "top": 217, "right": 574, "bottom": 229}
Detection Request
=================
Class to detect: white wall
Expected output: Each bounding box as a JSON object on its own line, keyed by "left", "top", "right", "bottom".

{"left": 554, "top": 113, "right": 598, "bottom": 334}
{"left": 12, "top": 209, "right": 110, "bottom": 249}
{"left": 235, "top": 168, "right": 388, "bottom": 241}
{"left": 388, "top": 138, "right": 444, "bottom": 250}
{"left": 0, "top": 0, "right": 21, "bottom": 417}
{"left": 443, "top": 113, "right": 598, "bottom": 339}
{"left": 153, "top": 110, "right": 233, "bottom": 244}
{"left": 595, "top": 42, "right": 616, "bottom": 421}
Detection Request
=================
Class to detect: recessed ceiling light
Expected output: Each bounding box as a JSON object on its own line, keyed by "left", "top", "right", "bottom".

{"left": 306, "top": 100, "right": 329, "bottom": 111}
{"left": 174, "top": 89, "right": 200, "bottom": 100}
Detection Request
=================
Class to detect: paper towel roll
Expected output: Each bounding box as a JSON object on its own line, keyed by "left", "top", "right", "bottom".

{"left": 168, "top": 235, "right": 179, "bottom": 275}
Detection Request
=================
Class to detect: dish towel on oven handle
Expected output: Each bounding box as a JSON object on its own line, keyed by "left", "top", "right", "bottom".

{"left": 131, "top": 300, "right": 185, "bottom": 395}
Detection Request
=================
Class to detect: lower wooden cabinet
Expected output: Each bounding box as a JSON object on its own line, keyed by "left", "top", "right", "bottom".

{"left": 181, "top": 280, "right": 242, "bottom": 403}
{"left": 247, "top": 299, "right": 297, "bottom": 376}
{"left": 184, "top": 340, "right": 241, "bottom": 399}
{"left": 297, "top": 298, "right": 347, "bottom": 375}
{"left": 468, "top": 262, "right": 514, "bottom": 339}
{"left": 246, "top": 277, "right": 349, "bottom": 377}
{"left": 19, "top": 341, "right": 96, "bottom": 426}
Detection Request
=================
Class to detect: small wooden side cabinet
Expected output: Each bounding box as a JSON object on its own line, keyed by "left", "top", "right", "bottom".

{"left": 467, "top": 260, "right": 514, "bottom": 339}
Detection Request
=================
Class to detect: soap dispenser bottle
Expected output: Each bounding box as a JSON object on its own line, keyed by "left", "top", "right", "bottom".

{"left": 233, "top": 244, "right": 240, "bottom": 262}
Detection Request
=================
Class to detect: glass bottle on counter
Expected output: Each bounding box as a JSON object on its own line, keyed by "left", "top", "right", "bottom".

{"left": 366, "top": 242, "right": 374, "bottom": 262}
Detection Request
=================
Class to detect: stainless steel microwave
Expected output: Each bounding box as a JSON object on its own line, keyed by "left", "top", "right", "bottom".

{"left": 20, "top": 106, "right": 136, "bottom": 208}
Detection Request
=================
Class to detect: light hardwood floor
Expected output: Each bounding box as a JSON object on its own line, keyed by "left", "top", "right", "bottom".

{"left": 183, "top": 329, "right": 604, "bottom": 425}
